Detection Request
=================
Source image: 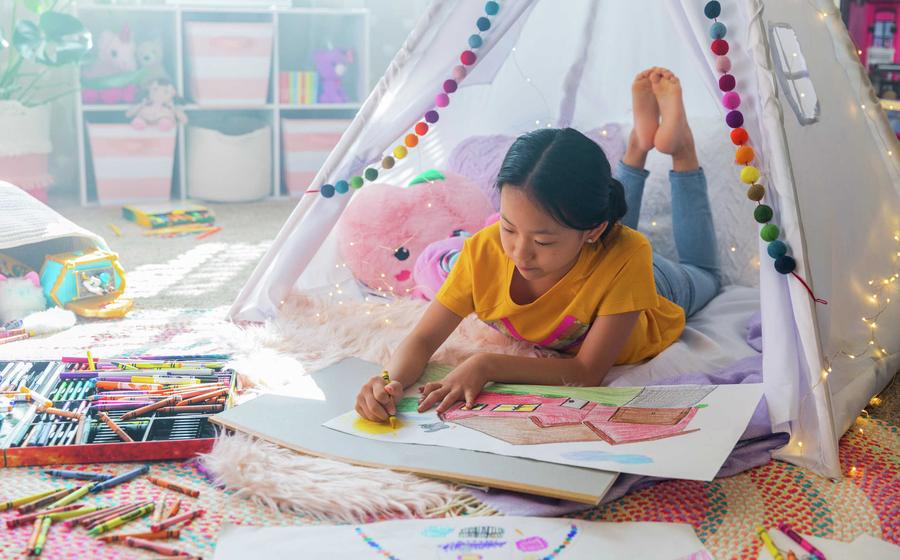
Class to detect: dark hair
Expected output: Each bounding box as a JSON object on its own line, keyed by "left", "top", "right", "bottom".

{"left": 495, "top": 128, "right": 627, "bottom": 242}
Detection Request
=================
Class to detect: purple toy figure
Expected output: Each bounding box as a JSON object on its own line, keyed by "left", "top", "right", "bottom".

{"left": 313, "top": 48, "right": 353, "bottom": 103}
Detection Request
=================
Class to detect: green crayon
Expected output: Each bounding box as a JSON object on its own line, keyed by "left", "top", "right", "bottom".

{"left": 87, "top": 503, "right": 154, "bottom": 536}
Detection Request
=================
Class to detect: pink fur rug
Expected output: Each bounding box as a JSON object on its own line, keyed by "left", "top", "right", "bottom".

{"left": 203, "top": 295, "right": 531, "bottom": 521}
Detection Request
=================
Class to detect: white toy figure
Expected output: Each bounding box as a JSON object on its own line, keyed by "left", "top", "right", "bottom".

{"left": 0, "top": 271, "right": 47, "bottom": 324}
{"left": 127, "top": 79, "right": 187, "bottom": 131}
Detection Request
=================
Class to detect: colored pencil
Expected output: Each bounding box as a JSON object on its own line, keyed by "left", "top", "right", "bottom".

{"left": 96, "top": 412, "right": 134, "bottom": 442}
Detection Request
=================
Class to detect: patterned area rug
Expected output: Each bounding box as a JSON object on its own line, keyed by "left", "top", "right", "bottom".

{"left": 575, "top": 417, "right": 898, "bottom": 559}
{"left": 0, "top": 418, "right": 895, "bottom": 559}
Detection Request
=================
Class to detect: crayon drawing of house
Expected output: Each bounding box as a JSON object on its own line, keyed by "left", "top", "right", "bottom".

{"left": 439, "top": 385, "right": 714, "bottom": 446}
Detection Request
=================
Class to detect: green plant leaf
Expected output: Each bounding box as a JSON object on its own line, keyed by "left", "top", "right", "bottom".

{"left": 38, "top": 12, "right": 91, "bottom": 66}
{"left": 22, "top": 0, "right": 54, "bottom": 14}
{"left": 12, "top": 20, "right": 42, "bottom": 60}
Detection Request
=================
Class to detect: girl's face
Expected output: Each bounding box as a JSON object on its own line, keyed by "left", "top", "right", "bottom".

{"left": 499, "top": 187, "right": 604, "bottom": 283}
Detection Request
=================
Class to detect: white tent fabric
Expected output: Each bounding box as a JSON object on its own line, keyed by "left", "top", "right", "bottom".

{"left": 231, "top": 0, "right": 900, "bottom": 478}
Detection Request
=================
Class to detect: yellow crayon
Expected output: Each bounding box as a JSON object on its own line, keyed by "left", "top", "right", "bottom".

{"left": 381, "top": 370, "right": 397, "bottom": 429}
{"left": 1, "top": 487, "right": 67, "bottom": 511}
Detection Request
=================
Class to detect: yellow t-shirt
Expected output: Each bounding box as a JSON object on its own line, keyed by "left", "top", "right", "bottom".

{"left": 435, "top": 222, "right": 685, "bottom": 364}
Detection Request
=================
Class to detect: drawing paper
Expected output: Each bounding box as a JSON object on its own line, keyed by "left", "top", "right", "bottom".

{"left": 325, "top": 364, "right": 763, "bottom": 480}
{"left": 213, "top": 517, "right": 713, "bottom": 560}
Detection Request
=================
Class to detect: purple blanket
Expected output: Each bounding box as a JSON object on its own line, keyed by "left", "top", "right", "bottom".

{"left": 470, "top": 312, "right": 789, "bottom": 516}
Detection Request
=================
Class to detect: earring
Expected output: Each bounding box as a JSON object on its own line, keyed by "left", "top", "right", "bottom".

{"left": 587, "top": 238, "right": 595, "bottom": 244}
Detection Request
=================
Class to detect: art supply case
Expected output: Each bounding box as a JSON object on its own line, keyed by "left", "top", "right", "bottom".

{"left": 0, "top": 356, "right": 234, "bottom": 467}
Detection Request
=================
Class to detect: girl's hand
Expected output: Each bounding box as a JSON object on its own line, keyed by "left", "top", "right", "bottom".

{"left": 355, "top": 375, "right": 403, "bottom": 422}
{"left": 418, "top": 355, "right": 489, "bottom": 414}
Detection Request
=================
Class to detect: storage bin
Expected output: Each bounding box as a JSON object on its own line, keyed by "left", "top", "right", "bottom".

{"left": 185, "top": 22, "right": 274, "bottom": 105}
{"left": 187, "top": 115, "right": 272, "bottom": 202}
{"left": 281, "top": 118, "right": 349, "bottom": 196}
{"left": 86, "top": 123, "right": 176, "bottom": 204}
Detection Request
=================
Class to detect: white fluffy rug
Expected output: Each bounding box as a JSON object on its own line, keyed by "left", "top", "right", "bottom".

{"left": 203, "top": 295, "right": 530, "bottom": 521}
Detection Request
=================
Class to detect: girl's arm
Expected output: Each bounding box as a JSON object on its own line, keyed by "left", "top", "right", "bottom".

{"left": 355, "top": 299, "right": 463, "bottom": 421}
{"left": 419, "top": 311, "right": 640, "bottom": 413}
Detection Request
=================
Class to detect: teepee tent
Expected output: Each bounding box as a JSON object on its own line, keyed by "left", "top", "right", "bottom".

{"left": 231, "top": 0, "right": 900, "bottom": 479}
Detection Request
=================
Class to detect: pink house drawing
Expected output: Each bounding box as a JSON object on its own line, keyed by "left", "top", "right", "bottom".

{"left": 439, "top": 392, "right": 701, "bottom": 446}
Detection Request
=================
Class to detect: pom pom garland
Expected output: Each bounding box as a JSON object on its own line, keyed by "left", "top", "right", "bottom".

{"left": 393, "top": 145, "right": 408, "bottom": 159}
{"left": 760, "top": 223, "right": 780, "bottom": 242}
{"left": 364, "top": 168, "right": 379, "bottom": 181}
{"left": 716, "top": 55, "right": 732, "bottom": 74}
{"left": 468, "top": 34, "right": 483, "bottom": 49}
{"left": 711, "top": 39, "right": 729, "bottom": 55}
{"left": 722, "top": 91, "right": 741, "bottom": 110}
{"left": 774, "top": 255, "right": 796, "bottom": 274}
{"left": 415, "top": 122, "right": 429, "bottom": 136}
{"left": 460, "top": 50, "right": 477, "bottom": 65}
{"left": 719, "top": 74, "right": 736, "bottom": 91}
{"left": 731, "top": 127, "right": 749, "bottom": 145}
{"left": 754, "top": 204, "right": 773, "bottom": 223}
{"left": 405, "top": 134, "right": 419, "bottom": 148}
{"left": 350, "top": 176, "right": 364, "bottom": 189}
{"left": 335, "top": 180, "right": 349, "bottom": 194}
{"left": 443, "top": 79, "right": 458, "bottom": 93}
{"left": 485, "top": 1, "right": 499, "bottom": 15}
{"left": 767, "top": 240, "right": 788, "bottom": 259}
{"left": 710, "top": 22, "right": 727, "bottom": 39}
{"left": 320, "top": 184, "right": 335, "bottom": 198}
{"left": 704, "top": 1, "right": 721, "bottom": 19}
{"left": 435, "top": 93, "right": 450, "bottom": 107}
{"left": 726, "top": 110, "right": 744, "bottom": 128}
{"left": 452, "top": 65, "right": 467, "bottom": 81}
{"left": 735, "top": 145, "right": 754, "bottom": 164}
{"left": 425, "top": 110, "right": 440, "bottom": 123}
{"left": 747, "top": 184, "right": 765, "bottom": 201}
{"left": 740, "top": 165, "right": 760, "bottom": 184}
{"left": 476, "top": 17, "right": 491, "bottom": 31}
{"left": 381, "top": 156, "right": 395, "bottom": 170}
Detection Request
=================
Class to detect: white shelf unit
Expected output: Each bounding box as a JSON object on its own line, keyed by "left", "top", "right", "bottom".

{"left": 73, "top": 4, "right": 369, "bottom": 205}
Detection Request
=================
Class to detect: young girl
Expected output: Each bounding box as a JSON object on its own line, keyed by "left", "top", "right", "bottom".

{"left": 355, "top": 67, "right": 721, "bottom": 422}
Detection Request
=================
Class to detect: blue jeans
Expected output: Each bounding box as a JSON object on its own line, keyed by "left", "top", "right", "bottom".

{"left": 615, "top": 161, "right": 721, "bottom": 317}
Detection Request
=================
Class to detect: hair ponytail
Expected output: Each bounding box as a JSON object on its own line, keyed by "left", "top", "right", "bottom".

{"left": 601, "top": 178, "right": 628, "bottom": 241}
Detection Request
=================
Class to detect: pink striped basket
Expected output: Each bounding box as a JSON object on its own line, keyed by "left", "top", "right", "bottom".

{"left": 86, "top": 123, "right": 176, "bottom": 204}
{"left": 186, "top": 22, "right": 274, "bottom": 106}
{"left": 281, "top": 118, "right": 349, "bottom": 196}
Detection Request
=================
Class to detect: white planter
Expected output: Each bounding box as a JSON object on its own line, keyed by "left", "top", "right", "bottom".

{"left": 0, "top": 101, "right": 53, "bottom": 200}
{"left": 187, "top": 124, "right": 272, "bottom": 202}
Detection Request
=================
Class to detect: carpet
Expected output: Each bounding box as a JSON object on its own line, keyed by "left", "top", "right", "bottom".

{"left": 0, "top": 418, "right": 895, "bottom": 559}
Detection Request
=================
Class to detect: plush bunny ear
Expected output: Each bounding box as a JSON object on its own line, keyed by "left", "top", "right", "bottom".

{"left": 24, "top": 271, "right": 40, "bottom": 288}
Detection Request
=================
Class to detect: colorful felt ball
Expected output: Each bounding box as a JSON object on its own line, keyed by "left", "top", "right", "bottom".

{"left": 476, "top": 16, "right": 491, "bottom": 32}
{"left": 381, "top": 156, "right": 395, "bottom": 170}
{"left": 435, "top": 93, "right": 450, "bottom": 107}
{"left": 726, "top": 110, "right": 744, "bottom": 128}
{"left": 704, "top": 1, "right": 721, "bottom": 19}
{"left": 468, "top": 34, "right": 483, "bottom": 49}
{"left": 731, "top": 127, "right": 749, "bottom": 145}
{"left": 320, "top": 184, "right": 335, "bottom": 198}
{"left": 404, "top": 133, "right": 419, "bottom": 147}
{"left": 425, "top": 110, "right": 439, "bottom": 123}
{"left": 364, "top": 167, "right": 379, "bottom": 181}
{"left": 460, "top": 50, "right": 477, "bottom": 65}
{"left": 443, "top": 79, "right": 458, "bottom": 94}
{"left": 393, "top": 145, "right": 408, "bottom": 159}
{"left": 711, "top": 39, "right": 729, "bottom": 56}
{"left": 716, "top": 55, "right": 732, "bottom": 74}
{"left": 415, "top": 122, "right": 429, "bottom": 136}
{"left": 760, "top": 223, "right": 779, "bottom": 242}
{"left": 740, "top": 165, "right": 760, "bottom": 184}
{"left": 719, "top": 74, "right": 736, "bottom": 92}
{"left": 334, "top": 180, "right": 349, "bottom": 194}
{"left": 747, "top": 183, "right": 765, "bottom": 201}
{"left": 452, "top": 65, "right": 467, "bottom": 81}
{"left": 485, "top": 1, "right": 499, "bottom": 15}
{"left": 350, "top": 176, "right": 364, "bottom": 189}
{"left": 710, "top": 22, "right": 727, "bottom": 39}
{"left": 774, "top": 255, "right": 796, "bottom": 274}
{"left": 767, "top": 240, "right": 788, "bottom": 259}
{"left": 735, "top": 145, "right": 755, "bottom": 164}
{"left": 754, "top": 204, "right": 773, "bottom": 223}
{"left": 722, "top": 91, "right": 741, "bottom": 110}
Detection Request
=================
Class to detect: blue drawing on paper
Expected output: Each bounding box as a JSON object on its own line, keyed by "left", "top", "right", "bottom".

{"left": 561, "top": 450, "right": 653, "bottom": 464}
{"left": 422, "top": 526, "right": 454, "bottom": 538}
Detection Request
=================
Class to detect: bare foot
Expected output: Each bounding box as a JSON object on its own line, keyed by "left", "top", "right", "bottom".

{"left": 631, "top": 68, "right": 659, "bottom": 153}
{"left": 651, "top": 68, "right": 692, "bottom": 157}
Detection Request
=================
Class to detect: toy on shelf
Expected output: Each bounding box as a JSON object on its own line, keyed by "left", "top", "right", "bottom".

{"left": 126, "top": 79, "right": 187, "bottom": 131}
{"left": 39, "top": 249, "right": 133, "bottom": 319}
{"left": 81, "top": 25, "right": 141, "bottom": 105}
{"left": 136, "top": 37, "right": 170, "bottom": 90}
{"left": 313, "top": 48, "right": 353, "bottom": 103}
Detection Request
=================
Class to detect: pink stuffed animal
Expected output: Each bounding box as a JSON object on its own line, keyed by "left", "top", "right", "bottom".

{"left": 337, "top": 170, "right": 494, "bottom": 298}
{"left": 0, "top": 271, "right": 46, "bottom": 324}
{"left": 81, "top": 25, "right": 138, "bottom": 104}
